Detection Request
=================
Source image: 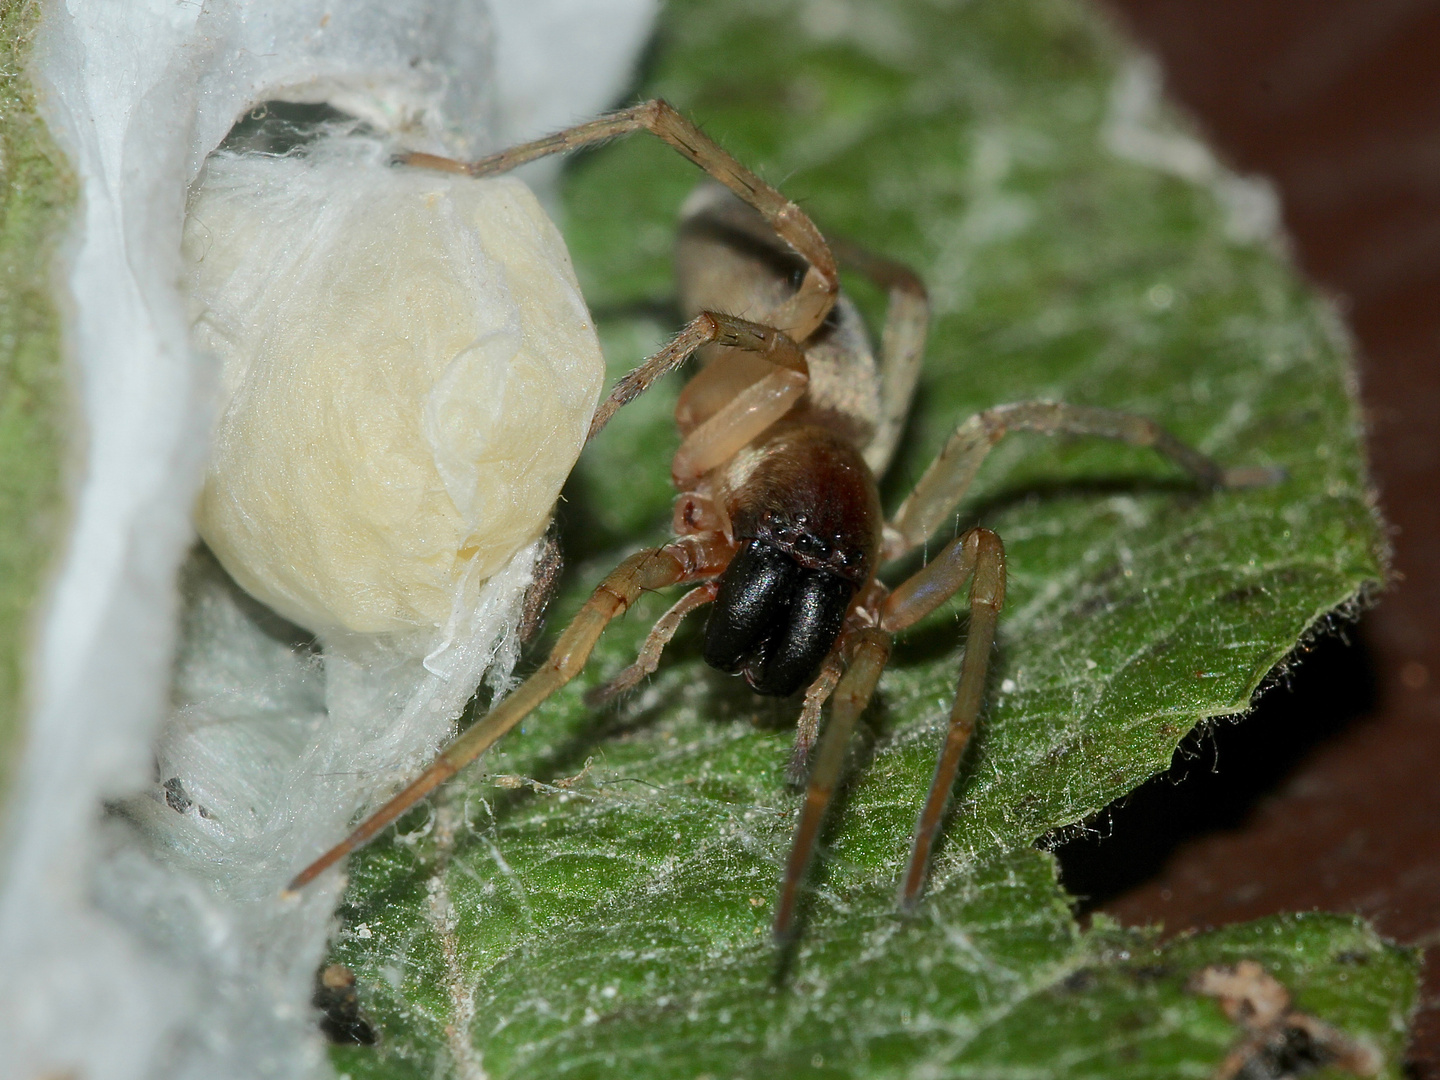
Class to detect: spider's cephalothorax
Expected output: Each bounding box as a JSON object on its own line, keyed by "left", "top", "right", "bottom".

{"left": 288, "top": 99, "right": 1281, "bottom": 942}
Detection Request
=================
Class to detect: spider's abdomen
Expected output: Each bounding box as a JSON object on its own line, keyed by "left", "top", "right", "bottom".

{"left": 703, "top": 423, "right": 882, "bottom": 696}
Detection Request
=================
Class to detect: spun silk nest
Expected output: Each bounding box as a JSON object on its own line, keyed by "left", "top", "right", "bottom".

{"left": 0, "top": 2, "right": 654, "bottom": 1078}
{"left": 189, "top": 130, "right": 603, "bottom": 642}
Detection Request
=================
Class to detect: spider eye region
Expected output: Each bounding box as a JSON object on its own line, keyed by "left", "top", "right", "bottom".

{"left": 703, "top": 539, "right": 855, "bottom": 697}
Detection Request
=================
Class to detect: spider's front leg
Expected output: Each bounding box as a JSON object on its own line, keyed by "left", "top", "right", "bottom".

{"left": 586, "top": 310, "right": 808, "bottom": 445}
{"left": 285, "top": 534, "right": 733, "bottom": 893}
{"left": 404, "top": 99, "right": 839, "bottom": 342}
{"left": 585, "top": 581, "right": 719, "bottom": 706}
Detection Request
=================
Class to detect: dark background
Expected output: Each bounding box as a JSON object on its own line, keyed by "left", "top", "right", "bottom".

{"left": 1053, "top": 2, "right": 1440, "bottom": 1072}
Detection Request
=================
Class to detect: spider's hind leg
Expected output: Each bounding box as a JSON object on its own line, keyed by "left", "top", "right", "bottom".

{"left": 827, "top": 238, "right": 929, "bottom": 476}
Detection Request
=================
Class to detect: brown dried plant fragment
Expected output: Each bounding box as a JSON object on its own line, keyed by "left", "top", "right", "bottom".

{"left": 1191, "top": 960, "right": 1382, "bottom": 1079}
{"left": 313, "top": 963, "right": 375, "bottom": 1046}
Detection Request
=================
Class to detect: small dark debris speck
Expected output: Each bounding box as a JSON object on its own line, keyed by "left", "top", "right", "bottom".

{"left": 1062, "top": 968, "right": 1096, "bottom": 993}
{"left": 1130, "top": 964, "right": 1172, "bottom": 983}
{"left": 1332, "top": 951, "right": 1370, "bottom": 966}
{"left": 1220, "top": 584, "right": 1265, "bottom": 606}
{"left": 163, "top": 777, "right": 192, "bottom": 814}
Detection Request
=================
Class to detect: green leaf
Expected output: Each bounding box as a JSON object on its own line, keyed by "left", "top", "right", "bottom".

{"left": 328, "top": 0, "right": 1413, "bottom": 1075}
{"left": 0, "top": 3, "right": 78, "bottom": 804}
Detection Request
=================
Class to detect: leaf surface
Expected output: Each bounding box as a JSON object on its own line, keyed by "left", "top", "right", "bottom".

{"left": 0, "top": 2, "right": 77, "bottom": 803}
{"left": 329, "top": 0, "right": 1412, "bottom": 1075}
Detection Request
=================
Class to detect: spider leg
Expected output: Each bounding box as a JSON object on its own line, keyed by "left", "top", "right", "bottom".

{"left": 787, "top": 649, "right": 846, "bottom": 786}
{"left": 828, "top": 238, "right": 930, "bottom": 476}
{"left": 885, "top": 401, "right": 1285, "bottom": 559}
{"left": 669, "top": 364, "right": 811, "bottom": 485}
{"left": 773, "top": 627, "right": 892, "bottom": 943}
{"left": 285, "top": 535, "right": 732, "bottom": 893}
{"left": 880, "top": 527, "right": 1007, "bottom": 912}
{"left": 405, "top": 100, "right": 838, "bottom": 340}
{"left": 585, "top": 581, "right": 718, "bottom": 706}
{"left": 587, "top": 311, "right": 810, "bottom": 488}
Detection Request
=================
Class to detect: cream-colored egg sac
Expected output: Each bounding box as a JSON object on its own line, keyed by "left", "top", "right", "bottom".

{"left": 185, "top": 135, "right": 604, "bottom": 638}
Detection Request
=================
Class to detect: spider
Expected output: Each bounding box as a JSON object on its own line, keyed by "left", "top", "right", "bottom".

{"left": 286, "top": 99, "right": 1279, "bottom": 941}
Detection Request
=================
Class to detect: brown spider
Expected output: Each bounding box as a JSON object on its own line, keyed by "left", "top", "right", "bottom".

{"left": 286, "top": 99, "right": 1279, "bottom": 941}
